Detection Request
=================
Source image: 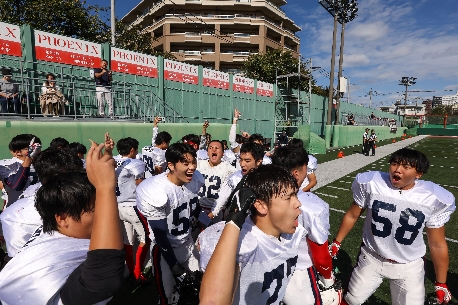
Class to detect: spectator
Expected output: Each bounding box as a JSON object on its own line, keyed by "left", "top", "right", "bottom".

{"left": 94, "top": 59, "right": 113, "bottom": 118}
{"left": 0, "top": 68, "right": 20, "bottom": 114}
{"left": 370, "top": 112, "right": 376, "bottom": 119}
{"left": 277, "top": 130, "right": 289, "bottom": 146}
{"left": 39, "top": 73, "right": 68, "bottom": 116}
{"left": 49, "top": 137, "right": 69, "bottom": 150}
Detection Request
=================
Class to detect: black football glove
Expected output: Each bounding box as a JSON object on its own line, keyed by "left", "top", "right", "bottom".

{"left": 225, "top": 187, "right": 256, "bottom": 230}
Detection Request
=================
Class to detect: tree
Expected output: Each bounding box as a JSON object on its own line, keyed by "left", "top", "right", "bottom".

{"left": 0, "top": 0, "right": 175, "bottom": 59}
{"left": 241, "top": 49, "right": 327, "bottom": 96}
{"left": 431, "top": 105, "right": 453, "bottom": 115}
{"left": 0, "top": 0, "right": 110, "bottom": 43}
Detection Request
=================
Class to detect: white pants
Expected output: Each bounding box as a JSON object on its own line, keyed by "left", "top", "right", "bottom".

{"left": 151, "top": 237, "right": 200, "bottom": 305}
{"left": 345, "top": 245, "right": 425, "bottom": 305}
{"left": 118, "top": 205, "right": 148, "bottom": 244}
{"left": 283, "top": 266, "right": 322, "bottom": 305}
{"left": 96, "top": 86, "right": 113, "bottom": 116}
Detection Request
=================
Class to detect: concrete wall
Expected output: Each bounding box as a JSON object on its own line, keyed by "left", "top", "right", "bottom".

{"left": 333, "top": 125, "right": 406, "bottom": 148}
{"left": 0, "top": 120, "right": 231, "bottom": 159}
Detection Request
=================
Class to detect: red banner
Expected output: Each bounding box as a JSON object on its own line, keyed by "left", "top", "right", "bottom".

{"left": 256, "top": 81, "right": 274, "bottom": 97}
{"left": 0, "top": 22, "right": 21, "bottom": 57}
{"left": 164, "top": 59, "right": 198, "bottom": 84}
{"left": 233, "top": 75, "right": 254, "bottom": 94}
{"left": 203, "top": 68, "right": 229, "bottom": 90}
{"left": 34, "top": 30, "right": 101, "bottom": 68}
{"left": 111, "top": 47, "right": 158, "bottom": 78}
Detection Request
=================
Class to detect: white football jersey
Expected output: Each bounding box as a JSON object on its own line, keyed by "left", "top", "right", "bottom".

{"left": 262, "top": 155, "right": 272, "bottom": 165}
{"left": 300, "top": 155, "right": 318, "bottom": 189}
{"left": 136, "top": 172, "right": 204, "bottom": 247}
{"left": 199, "top": 217, "right": 306, "bottom": 305}
{"left": 196, "top": 149, "right": 209, "bottom": 160}
{"left": 212, "top": 170, "right": 243, "bottom": 216}
{"left": 295, "top": 191, "right": 330, "bottom": 270}
{"left": 353, "top": 171, "right": 456, "bottom": 263}
{"left": 0, "top": 158, "right": 38, "bottom": 199}
{"left": 114, "top": 157, "right": 145, "bottom": 206}
{"left": 0, "top": 183, "right": 42, "bottom": 257}
{"left": 142, "top": 146, "right": 167, "bottom": 178}
{"left": 197, "top": 160, "right": 237, "bottom": 210}
{"left": 222, "top": 150, "right": 237, "bottom": 167}
{"left": 0, "top": 227, "right": 101, "bottom": 305}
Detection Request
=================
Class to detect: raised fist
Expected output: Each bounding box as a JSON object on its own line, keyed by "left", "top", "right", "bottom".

{"left": 225, "top": 187, "right": 256, "bottom": 230}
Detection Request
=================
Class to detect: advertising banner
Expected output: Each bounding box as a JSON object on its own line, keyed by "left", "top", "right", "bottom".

{"left": 111, "top": 47, "right": 158, "bottom": 77}
{"left": 164, "top": 59, "right": 198, "bottom": 84}
{"left": 233, "top": 75, "right": 254, "bottom": 94}
{"left": 256, "top": 81, "right": 274, "bottom": 97}
{"left": 34, "top": 30, "right": 101, "bottom": 68}
{"left": 0, "top": 22, "right": 21, "bottom": 57}
{"left": 203, "top": 68, "right": 229, "bottom": 90}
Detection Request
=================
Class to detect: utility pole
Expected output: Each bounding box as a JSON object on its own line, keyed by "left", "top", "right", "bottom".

{"left": 111, "top": 0, "right": 116, "bottom": 45}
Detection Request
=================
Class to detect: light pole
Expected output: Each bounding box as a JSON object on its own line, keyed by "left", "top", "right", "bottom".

{"left": 111, "top": 0, "right": 116, "bottom": 45}
{"left": 335, "top": 0, "right": 358, "bottom": 125}
{"left": 308, "top": 58, "right": 321, "bottom": 125}
{"left": 398, "top": 76, "right": 416, "bottom": 122}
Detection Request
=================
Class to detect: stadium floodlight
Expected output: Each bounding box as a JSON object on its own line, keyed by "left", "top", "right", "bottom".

{"left": 398, "top": 76, "right": 417, "bottom": 120}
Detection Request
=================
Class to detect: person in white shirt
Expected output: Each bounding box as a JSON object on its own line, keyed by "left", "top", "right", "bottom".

{"left": 198, "top": 165, "right": 305, "bottom": 305}
{"left": 142, "top": 117, "right": 172, "bottom": 178}
{"left": 330, "top": 148, "right": 455, "bottom": 305}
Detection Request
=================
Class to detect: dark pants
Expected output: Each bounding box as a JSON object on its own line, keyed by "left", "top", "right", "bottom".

{"left": 363, "top": 141, "right": 369, "bottom": 156}
{"left": 0, "top": 96, "right": 21, "bottom": 114}
{"left": 369, "top": 141, "right": 375, "bottom": 155}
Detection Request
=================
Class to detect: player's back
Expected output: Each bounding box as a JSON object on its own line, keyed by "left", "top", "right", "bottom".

{"left": 0, "top": 227, "right": 90, "bottom": 305}
{"left": 353, "top": 171, "right": 456, "bottom": 263}
{"left": 115, "top": 157, "right": 145, "bottom": 205}
{"left": 141, "top": 146, "right": 166, "bottom": 178}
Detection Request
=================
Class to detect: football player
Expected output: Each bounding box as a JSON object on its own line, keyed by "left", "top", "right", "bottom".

{"left": 142, "top": 117, "right": 172, "bottom": 178}
{"left": 0, "top": 148, "right": 84, "bottom": 258}
{"left": 199, "top": 165, "right": 305, "bottom": 305}
{"left": 248, "top": 133, "right": 272, "bottom": 164}
{"left": 1, "top": 134, "right": 41, "bottom": 206}
{"left": 114, "top": 137, "right": 149, "bottom": 284}
{"left": 0, "top": 142, "right": 125, "bottom": 305}
{"left": 196, "top": 121, "right": 211, "bottom": 160}
{"left": 211, "top": 142, "right": 264, "bottom": 219}
{"left": 330, "top": 148, "right": 455, "bottom": 305}
{"left": 289, "top": 138, "right": 318, "bottom": 192}
{"left": 67, "top": 142, "right": 87, "bottom": 168}
{"left": 136, "top": 143, "right": 205, "bottom": 305}
{"left": 197, "top": 140, "right": 237, "bottom": 221}
{"left": 271, "top": 146, "right": 337, "bottom": 305}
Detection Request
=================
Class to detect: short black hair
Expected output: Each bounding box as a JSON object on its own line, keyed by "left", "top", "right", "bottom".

{"left": 288, "top": 138, "right": 304, "bottom": 149}
{"left": 182, "top": 134, "right": 200, "bottom": 148}
{"left": 244, "top": 165, "right": 298, "bottom": 210}
{"left": 32, "top": 148, "right": 84, "bottom": 184}
{"left": 116, "top": 137, "right": 139, "bottom": 156}
{"left": 389, "top": 148, "right": 429, "bottom": 174}
{"left": 207, "top": 140, "right": 223, "bottom": 150}
{"left": 235, "top": 134, "right": 246, "bottom": 144}
{"left": 165, "top": 143, "right": 197, "bottom": 165}
{"left": 49, "top": 137, "right": 69, "bottom": 149}
{"left": 155, "top": 131, "right": 172, "bottom": 146}
{"left": 101, "top": 59, "right": 108, "bottom": 64}
{"left": 248, "top": 133, "right": 264, "bottom": 144}
{"left": 221, "top": 140, "right": 228, "bottom": 149}
{"left": 35, "top": 170, "right": 95, "bottom": 233}
{"left": 271, "top": 146, "right": 309, "bottom": 172}
{"left": 240, "top": 142, "right": 264, "bottom": 162}
{"left": 67, "top": 142, "right": 87, "bottom": 156}
{"left": 8, "top": 134, "right": 42, "bottom": 151}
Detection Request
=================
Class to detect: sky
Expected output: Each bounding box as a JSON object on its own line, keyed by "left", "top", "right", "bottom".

{"left": 88, "top": 0, "right": 458, "bottom": 108}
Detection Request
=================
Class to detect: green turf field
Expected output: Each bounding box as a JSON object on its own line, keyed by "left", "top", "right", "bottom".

{"left": 314, "top": 136, "right": 458, "bottom": 304}
{"left": 107, "top": 136, "right": 458, "bottom": 305}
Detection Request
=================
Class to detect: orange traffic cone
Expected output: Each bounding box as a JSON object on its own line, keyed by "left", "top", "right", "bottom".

{"left": 408, "top": 135, "right": 412, "bottom": 138}
{"left": 392, "top": 139, "right": 396, "bottom": 143}
{"left": 337, "top": 151, "right": 344, "bottom": 158}
{"left": 403, "top": 133, "right": 406, "bottom": 137}
{"left": 401, "top": 137, "right": 405, "bottom": 140}
{"left": 374, "top": 145, "right": 377, "bottom": 148}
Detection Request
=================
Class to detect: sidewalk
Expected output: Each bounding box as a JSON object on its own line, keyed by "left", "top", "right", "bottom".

{"left": 313, "top": 135, "right": 428, "bottom": 190}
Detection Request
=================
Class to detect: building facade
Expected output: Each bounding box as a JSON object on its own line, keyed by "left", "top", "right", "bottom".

{"left": 122, "top": 0, "right": 301, "bottom": 72}
{"left": 440, "top": 91, "right": 458, "bottom": 106}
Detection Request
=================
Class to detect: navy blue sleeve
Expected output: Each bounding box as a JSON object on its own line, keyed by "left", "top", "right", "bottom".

{"left": 5, "top": 166, "right": 30, "bottom": 191}
{"left": 148, "top": 219, "right": 179, "bottom": 269}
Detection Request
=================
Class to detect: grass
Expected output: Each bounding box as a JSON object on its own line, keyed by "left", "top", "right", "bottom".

{"left": 107, "top": 136, "right": 458, "bottom": 305}
{"left": 314, "top": 136, "right": 458, "bottom": 304}
{"left": 314, "top": 135, "right": 412, "bottom": 164}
